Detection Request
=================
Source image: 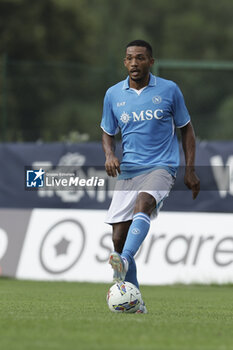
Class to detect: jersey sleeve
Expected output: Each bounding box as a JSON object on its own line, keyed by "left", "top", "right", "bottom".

{"left": 100, "top": 91, "right": 119, "bottom": 135}
{"left": 172, "top": 84, "right": 191, "bottom": 128}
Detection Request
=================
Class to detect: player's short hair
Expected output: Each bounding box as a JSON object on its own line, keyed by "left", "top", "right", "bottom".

{"left": 126, "top": 40, "right": 153, "bottom": 57}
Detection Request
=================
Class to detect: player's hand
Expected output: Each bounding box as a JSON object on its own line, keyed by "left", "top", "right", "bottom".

{"left": 184, "top": 168, "right": 200, "bottom": 199}
{"left": 105, "top": 155, "right": 121, "bottom": 177}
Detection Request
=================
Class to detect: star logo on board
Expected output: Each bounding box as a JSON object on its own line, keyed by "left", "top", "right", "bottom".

{"left": 39, "top": 219, "right": 85, "bottom": 275}
{"left": 54, "top": 237, "right": 71, "bottom": 256}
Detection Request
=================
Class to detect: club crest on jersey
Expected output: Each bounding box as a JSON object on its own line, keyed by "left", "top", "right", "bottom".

{"left": 152, "top": 95, "right": 162, "bottom": 104}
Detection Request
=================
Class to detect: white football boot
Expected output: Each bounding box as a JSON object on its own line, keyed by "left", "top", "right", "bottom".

{"left": 109, "top": 252, "right": 128, "bottom": 282}
{"left": 136, "top": 301, "right": 148, "bottom": 314}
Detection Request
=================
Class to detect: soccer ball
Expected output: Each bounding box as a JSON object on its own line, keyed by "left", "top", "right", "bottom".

{"left": 106, "top": 281, "right": 142, "bottom": 313}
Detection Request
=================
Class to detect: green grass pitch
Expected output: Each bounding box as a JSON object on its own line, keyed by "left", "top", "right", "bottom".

{"left": 0, "top": 279, "right": 233, "bottom": 350}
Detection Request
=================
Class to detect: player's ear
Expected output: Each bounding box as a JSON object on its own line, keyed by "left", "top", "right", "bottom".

{"left": 150, "top": 57, "right": 155, "bottom": 67}
{"left": 123, "top": 58, "right": 127, "bottom": 67}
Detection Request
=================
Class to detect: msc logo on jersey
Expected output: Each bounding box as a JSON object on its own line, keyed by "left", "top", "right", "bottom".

{"left": 26, "top": 169, "right": 45, "bottom": 188}
{"left": 152, "top": 95, "right": 162, "bottom": 104}
{"left": 120, "top": 109, "right": 164, "bottom": 124}
{"left": 120, "top": 112, "right": 131, "bottom": 123}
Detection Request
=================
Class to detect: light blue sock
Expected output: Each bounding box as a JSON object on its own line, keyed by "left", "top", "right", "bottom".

{"left": 125, "top": 257, "right": 139, "bottom": 289}
{"left": 122, "top": 212, "right": 150, "bottom": 288}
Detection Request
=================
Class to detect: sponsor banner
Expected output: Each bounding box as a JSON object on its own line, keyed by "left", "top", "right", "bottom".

{"left": 16, "top": 209, "right": 233, "bottom": 284}
{"left": 0, "top": 141, "right": 233, "bottom": 212}
{"left": 0, "top": 209, "right": 31, "bottom": 277}
{"left": 16, "top": 209, "right": 112, "bottom": 282}
{"left": 138, "top": 212, "right": 233, "bottom": 284}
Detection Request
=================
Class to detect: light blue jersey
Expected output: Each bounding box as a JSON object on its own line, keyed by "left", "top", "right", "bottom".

{"left": 101, "top": 73, "right": 190, "bottom": 179}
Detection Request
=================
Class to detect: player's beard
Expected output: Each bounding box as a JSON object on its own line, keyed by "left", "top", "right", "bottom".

{"left": 131, "top": 76, "right": 142, "bottom": 82}
{"left": 130, "top": 67, "right": 150, "bottom": 83}
{"left": 130, "top": 72, "right": 148, "bottom": 84}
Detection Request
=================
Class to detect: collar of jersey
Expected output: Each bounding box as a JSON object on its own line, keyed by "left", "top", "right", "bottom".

{"left": 122, "top": 73, "right": 156, "bottom": 90}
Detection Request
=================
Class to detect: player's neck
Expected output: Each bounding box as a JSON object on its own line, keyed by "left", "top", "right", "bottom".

{"left": 129, "top": 74, "right": 150, "bottom": 90}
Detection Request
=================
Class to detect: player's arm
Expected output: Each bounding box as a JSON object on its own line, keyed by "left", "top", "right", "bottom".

{"left": 180, "top": 122, "right": 200, "bottom": 199}
{"left": 102, "top": 131, "right": 121, "bottom": 177}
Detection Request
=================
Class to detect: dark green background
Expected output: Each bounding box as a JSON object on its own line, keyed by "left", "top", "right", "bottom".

{"left": 0, "top": 0, "right": 232, "bottom": 141}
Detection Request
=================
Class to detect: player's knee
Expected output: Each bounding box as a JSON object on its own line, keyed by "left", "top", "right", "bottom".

{"left": 134, "top": 192, "right": 156, "bottom": 216}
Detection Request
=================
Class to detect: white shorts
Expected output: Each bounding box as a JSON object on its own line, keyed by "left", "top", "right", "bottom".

{"left": 105, "top": 168, "right": 175, "bottom": 224}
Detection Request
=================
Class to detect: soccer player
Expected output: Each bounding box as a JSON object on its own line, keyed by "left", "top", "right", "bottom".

{"left": 101, "top": 40, "right": 200, "bottom": 313}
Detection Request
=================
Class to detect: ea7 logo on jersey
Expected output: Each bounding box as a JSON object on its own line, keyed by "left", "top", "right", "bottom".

{"left": 117, "top": 101, "right": 126, "bottom": 107}
{"left": 120, "top": 109, "right": 164, "bottom": 123}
